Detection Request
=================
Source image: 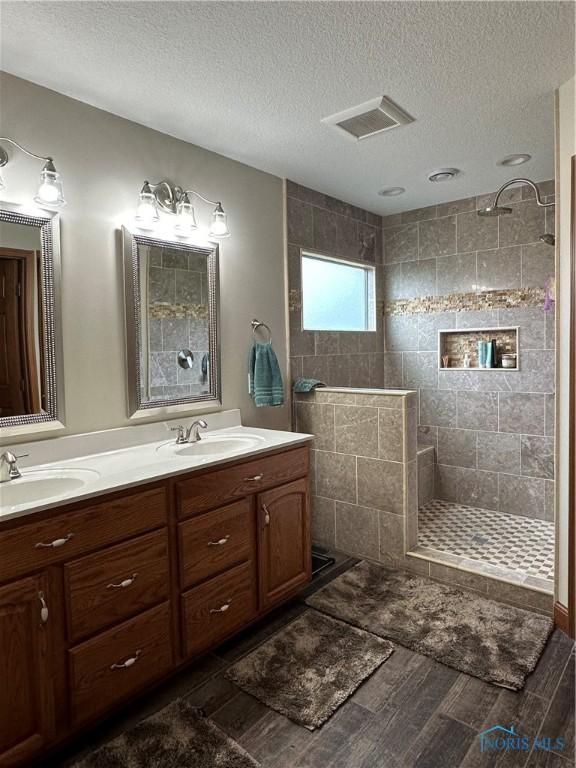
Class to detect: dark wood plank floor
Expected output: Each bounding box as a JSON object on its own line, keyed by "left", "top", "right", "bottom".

{"left": 47, "top": 557, "right": 575, "bottom": 768}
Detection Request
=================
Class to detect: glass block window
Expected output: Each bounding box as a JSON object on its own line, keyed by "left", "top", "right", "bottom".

{"left": 301, "top": 251, "right": 376, "bottom": 332}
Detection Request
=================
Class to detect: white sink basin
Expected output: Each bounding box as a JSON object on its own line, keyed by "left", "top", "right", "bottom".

{"left": 0, "top": 468, "right": 101, "bottom": 509}
{"left": 157, "top": 433, "right": 267, "bottom": 458}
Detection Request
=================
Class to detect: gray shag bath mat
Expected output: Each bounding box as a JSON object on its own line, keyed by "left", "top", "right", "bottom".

{"left": 306, "top": 561, "right": 554, "bottom": 691}
{"left": 73, "top": 698, "right": 259, "bottom": 768}
{"left": 225, "top": 609, "right": 394, "bottom": 729}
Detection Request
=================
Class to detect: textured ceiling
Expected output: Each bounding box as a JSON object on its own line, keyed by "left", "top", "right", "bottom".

{"left": 1, "top": 1, "right": 574, "bottom": 213}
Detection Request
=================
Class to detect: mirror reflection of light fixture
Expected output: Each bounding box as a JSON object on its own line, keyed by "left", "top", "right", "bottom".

{"left": 134, "top": 180, "right": 230, "bottom": 238}
{"left": 0, "top": 137, "right": 66, "bottom": 207}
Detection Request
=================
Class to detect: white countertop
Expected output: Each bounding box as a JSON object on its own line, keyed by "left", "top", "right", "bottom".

{"left": 0, "top": 410, "right": 312, "bottom": 523}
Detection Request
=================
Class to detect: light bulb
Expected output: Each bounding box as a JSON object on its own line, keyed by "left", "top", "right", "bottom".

{"left": 33, "top": 159, "right": 65, "bottom": 207}
{"left": 174, "top": 193, "right": 197, "bottom": 235}
{"left": 0, "top": 171, "right": 5, "bottom": 191}
{"left": 209, "top": 203, "right": 230, "bottom": 238}
{"left": 135, "top": 181, "right": 159, "bottom": 229}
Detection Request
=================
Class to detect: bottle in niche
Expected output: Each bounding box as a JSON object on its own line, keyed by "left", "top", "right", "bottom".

{"left": 463, "top": 353, "right": 471, "bottom": 368}
{"left": 476, "top": 340, "right": 486, "bottom": 368}
{"left": 485, "top": 341, "right": 493, "bottom": 368}
{"left": 491, "top": 339, "right": 498, "bottom": 367}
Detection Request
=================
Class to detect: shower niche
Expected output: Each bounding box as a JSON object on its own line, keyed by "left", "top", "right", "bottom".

{"left": 438, "top": 326, "right": 519, "bottom": 370}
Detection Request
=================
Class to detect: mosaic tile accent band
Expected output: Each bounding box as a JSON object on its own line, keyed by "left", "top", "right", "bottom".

{"left": 148, "top": 303, "right": 208, "bottom": 319}
{"left": 384, "top": 288, "right": 545, "bottom": 317}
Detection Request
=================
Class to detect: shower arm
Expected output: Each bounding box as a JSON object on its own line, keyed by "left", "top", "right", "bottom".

{"left": 491, "top": 178, "right": 555, "bottom": 209}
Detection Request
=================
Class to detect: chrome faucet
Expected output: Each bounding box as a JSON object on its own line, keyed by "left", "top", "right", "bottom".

{"left": 0, "top": 451, "right": 29, "bottom": 483}
{"left": 170, "top": 419, "right": 208, "bottom": 444}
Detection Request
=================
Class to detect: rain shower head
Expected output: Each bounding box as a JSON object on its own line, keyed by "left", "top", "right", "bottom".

{"left": 478, "top": 205, "right": 513, "bottom": 217}
{"left": 477, "top": 178, "right": 555, "bottom": 220}
{"left": 539, "top": 233, "right": 555, "bottom": 246}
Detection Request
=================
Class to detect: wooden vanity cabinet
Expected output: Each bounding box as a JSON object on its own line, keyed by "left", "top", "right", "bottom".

{"left": 258, "top": 478, "right": 311, "bottom": 609}
{"left": 0, "top": 443, "right": 310, "bottom": 767}
{"left": 0, "top": 573, "right": 55, "bottom": 767}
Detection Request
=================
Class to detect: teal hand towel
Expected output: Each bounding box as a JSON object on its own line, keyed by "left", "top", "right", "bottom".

{"left": 292, "top": 377, "right": 326, "bottom": 393}
{"left": 249, "top": 342, "right": 284, "bottom": 407}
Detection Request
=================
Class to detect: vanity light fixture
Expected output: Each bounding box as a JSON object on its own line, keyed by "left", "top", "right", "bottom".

{"left": 135, "top": 181, "right": 160, "bottom": 227}
{"left": 0, "top": 137, "right": 66, "bottom": 207}
{"left": 135, "top": 180, "right": 230, "bottom": 238}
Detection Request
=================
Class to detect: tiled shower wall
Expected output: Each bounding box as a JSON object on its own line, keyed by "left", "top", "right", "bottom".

{"left": 382, "top": 180, "right": 556, "bottom": 521}
{"left": 286, "top": 181, "right": 385, "bottom": 388}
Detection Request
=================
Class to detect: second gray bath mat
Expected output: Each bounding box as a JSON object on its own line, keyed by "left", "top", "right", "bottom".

{"left": 306, "top": 560, "right": 553, "bottom": 690}
{"left": 225, "top": 609, "right": 394, "bottom": 729}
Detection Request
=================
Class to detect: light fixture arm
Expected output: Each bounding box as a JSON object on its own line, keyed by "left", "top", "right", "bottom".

{"left": 0, "top": 137, "right": 52, "bottom": 167}
{"left": 185, "top": 189, "right": 220, "bottom": 207}
{"left": 492, "top": 178, "right": 555, "bottom": 210}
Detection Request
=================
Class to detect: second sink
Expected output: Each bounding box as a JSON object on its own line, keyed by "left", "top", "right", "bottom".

{"left": 157, "top": 433, "right": 266, "bottom": 458}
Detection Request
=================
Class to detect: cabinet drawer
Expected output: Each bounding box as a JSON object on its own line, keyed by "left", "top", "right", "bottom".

{"left": 176, "top": 446, "right": 309, "bottom": 519}
{"left": 64, "top": 529, "right": 170, "bottom": 642}
{"left": 179, "top": 499, "right": 254, "bottom": 589}
{"left": 182, "top": 561, "right": 256, "bottom": 658}
{"left": 0, "top": 487, "right": 167, "bottom": 583}
{"left": 69, "top": 602, "right": 173, "bottom": 726}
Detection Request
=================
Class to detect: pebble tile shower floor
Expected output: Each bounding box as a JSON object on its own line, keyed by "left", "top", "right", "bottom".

{"left": 418, "top": 500, "right": 555, "bottom": 582}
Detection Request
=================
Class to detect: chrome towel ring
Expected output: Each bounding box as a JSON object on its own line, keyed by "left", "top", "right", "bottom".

{"left": 251, "top": 319, "right": 272, "bottom": 343}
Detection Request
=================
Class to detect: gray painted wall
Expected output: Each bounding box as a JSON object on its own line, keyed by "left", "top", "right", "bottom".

{"left": 0, "top": 73, "right": 290, "bottom": 440}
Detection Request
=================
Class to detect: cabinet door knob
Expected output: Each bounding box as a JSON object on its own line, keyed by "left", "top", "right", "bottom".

{"left": 35, "top": 533, "right": 74, "bottom": 549}
{"left": 263, "top": 503, "right": 270, "bottom": 525}
{"left": 207, "top": 535, "right": 230, "bottom": 547}
{"left": 110, "top": 650, "right": 142, "bottom": 670}
{"left": 107, "top": 573, "right": 138, "bottom": 590}
{"left": 38, "top": 591, "right": 49, "bottom": 623}
{"left": 243, "top": 473, "right": 263, "bottom": 482}
{"left": 210, "top": 601, "right": 232, "bottom": 614}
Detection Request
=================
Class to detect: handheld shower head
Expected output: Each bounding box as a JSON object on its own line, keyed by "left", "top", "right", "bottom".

{"left": 478, "top": 205, "right": 513, "bottom": 217}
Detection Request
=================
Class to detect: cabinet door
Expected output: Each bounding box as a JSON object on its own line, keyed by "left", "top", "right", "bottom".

{"left": 257, "top": 479, "right": 311, "bottom": 609}
{"left": 0, "top": 574, "right": 54, "bottom": 767}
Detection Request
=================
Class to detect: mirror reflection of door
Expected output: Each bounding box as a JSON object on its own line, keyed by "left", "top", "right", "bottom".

{"left": 0, "top": 248, "right": 42, "bottom": 416}
{"left": 0, "top": 220, "right": 43, "bottom": 418}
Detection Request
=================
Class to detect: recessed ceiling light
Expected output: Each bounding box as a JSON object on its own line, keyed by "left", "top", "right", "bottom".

{"left": 428, "top": 168, "right": 460, "bottom": 182}
{"left": 498, "top": 154, "right": 531, "bottom": 166}
{"left": 378, "top": 186, "right": 405, "bottom": 197}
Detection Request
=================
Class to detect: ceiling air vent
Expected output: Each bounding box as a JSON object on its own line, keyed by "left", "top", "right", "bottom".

{"left": 322, "top": 96, "right": 414, "bottom": 141}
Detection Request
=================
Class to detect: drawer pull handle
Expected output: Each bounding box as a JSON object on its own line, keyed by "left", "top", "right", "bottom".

{"left": 107, "top": 573, "right": 138, "bottom": 590}
{"left": 110, "top": 650, "right": 142, "bottom": 670}
{"left": 210, "top": 601, "right": 232, "bottom": 614}
{"left": 35, "top": 533, "right": 74, "bottom": 549}
{"left": 263, "top": 503, "right": 270, "bottom": 526}
{"left": 38, "top": 591, "right": 49, "bottom": 623}
{"left": 244, "top": 474, "right": 263, "bottom": 482}
{"left": 208, "top": 535, "right": 230, "bottom": 547}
